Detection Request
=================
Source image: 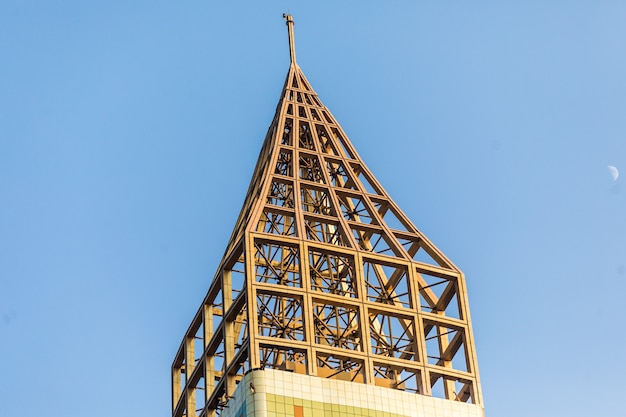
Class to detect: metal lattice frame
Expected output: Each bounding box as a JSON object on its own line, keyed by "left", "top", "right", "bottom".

{"left": 171, "top": 15, "right": 483, "bottom": 417}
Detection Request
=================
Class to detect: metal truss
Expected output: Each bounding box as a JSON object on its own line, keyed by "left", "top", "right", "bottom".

{"left": 171, "top": 14, "right": 483, "bottom": 417}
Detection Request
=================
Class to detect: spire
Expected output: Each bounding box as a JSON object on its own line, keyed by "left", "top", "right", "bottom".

{"left": 283, "top": 13, "right": 297, "bottom": 65}
{"left": 171, "top": 15, "right": 484, "bottom": 417}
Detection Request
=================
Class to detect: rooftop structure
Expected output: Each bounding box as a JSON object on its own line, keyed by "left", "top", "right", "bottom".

{"left": 171, "top": 15, "right": 484, "bottom": 417}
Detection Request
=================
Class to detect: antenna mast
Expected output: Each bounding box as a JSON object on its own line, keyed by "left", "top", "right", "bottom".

{"left": 283, "top": 13, "right": 297, "bottom": 65}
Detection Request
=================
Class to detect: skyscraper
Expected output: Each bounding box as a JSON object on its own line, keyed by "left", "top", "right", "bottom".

{"left": 171, "top": 15, "right": 484, "bottom": 417}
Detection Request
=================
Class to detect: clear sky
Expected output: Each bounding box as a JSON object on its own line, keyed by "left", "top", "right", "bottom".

{"left": 1, "top": 1, "right": 625, "bottom": 416}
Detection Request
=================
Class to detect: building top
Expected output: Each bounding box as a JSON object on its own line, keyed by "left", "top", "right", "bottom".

{"left": 171, "top": 14, "right": 483, "bottom": 417}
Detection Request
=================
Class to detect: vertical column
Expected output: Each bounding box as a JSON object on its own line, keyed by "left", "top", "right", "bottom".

{"left": 203, "top": 303, "right": 215, "bottom": 401}
{"left": 185, "top": 335, "right": 196, "bottom": 417}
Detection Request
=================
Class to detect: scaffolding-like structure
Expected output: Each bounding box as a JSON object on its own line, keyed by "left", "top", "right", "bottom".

{"left": 172, "top": 15, "right": 482, "bottom": 417}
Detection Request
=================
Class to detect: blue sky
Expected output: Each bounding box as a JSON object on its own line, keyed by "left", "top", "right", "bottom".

{"left": 1, "top": 1, "right": 625, "bottom": 416}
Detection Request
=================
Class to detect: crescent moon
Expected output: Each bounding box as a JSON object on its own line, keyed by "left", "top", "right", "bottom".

{"left": 608, "top": 165, "right": 619, "bottom": 181}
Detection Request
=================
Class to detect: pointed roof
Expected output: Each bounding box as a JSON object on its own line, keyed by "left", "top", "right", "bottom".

{"left": 222, "top": 14, "right": 458, "bottom": 276}
{"left": 172, "top": 16, "right": 483, "bottom": 415}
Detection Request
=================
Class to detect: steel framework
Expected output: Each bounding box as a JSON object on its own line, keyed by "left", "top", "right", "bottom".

{"left": 172, "top": 15, "right": 483, "bottom": 417}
